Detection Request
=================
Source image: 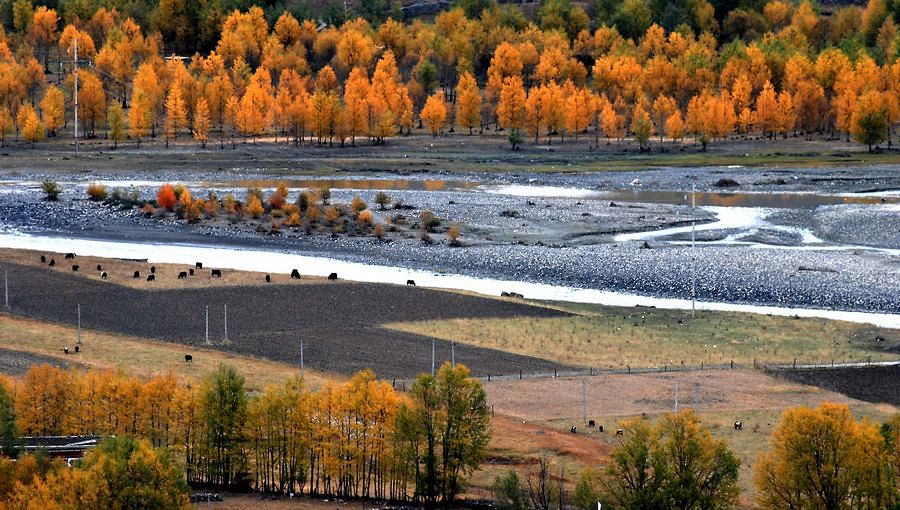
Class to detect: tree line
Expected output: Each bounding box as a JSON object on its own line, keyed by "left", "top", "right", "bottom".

{"left": 0, "top": 362, "right": 490, "bottom": 506}
{"left": 0, "top": 0, "right": 897, "bottom": 151}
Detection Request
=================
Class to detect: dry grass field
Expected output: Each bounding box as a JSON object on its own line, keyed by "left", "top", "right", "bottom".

{"left": 479, "top": 370, "right": 898, "bottom": 508}
{"left": 387, "top": 302, "right": 899, "bottom": 369}
{"left": 0, "top": 248, "right": 332, "bottom": 289}
{"left": 0, "top": 312, "right": 335, "bottom": 391}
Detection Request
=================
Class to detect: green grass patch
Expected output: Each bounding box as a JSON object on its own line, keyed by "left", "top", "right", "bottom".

{"left": 385, "top": 304, "right": 899, "bottom": 369}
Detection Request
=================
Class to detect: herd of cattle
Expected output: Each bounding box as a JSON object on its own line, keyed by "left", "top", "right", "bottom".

{"left": 36, "top": 253, "right": 344, "bottom": 284}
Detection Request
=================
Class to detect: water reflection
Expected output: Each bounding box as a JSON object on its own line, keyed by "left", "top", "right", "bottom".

{"left": 209, "top": 178, "right": 478, "bottom": 191}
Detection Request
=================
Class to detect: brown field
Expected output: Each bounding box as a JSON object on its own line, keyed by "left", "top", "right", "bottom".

{"left": 1, "top": 259, "right": 569, "bottom": 378}
{"left": 196, "top": 494, "right": 371, "bottom": 510}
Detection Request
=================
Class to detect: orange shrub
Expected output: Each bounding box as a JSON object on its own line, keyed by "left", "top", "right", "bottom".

{"left": 351, "top": 196, "right": 367, "bottom": 213}
{"left": 157, "top": 184, "right": 176, "bottom": 210}
{"left": 246, "top": 195, "right": 264, "bottom": 218}
{"left": 86, "top": 182, "right": 107, "bottom": 201}
{"left": 357, "top": 209, "right": 373, "bottom": 224}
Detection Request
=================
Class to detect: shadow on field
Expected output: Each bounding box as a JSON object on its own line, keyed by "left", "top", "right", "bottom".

{"left": 4, "top": 263, "right": 572, "bottom": 378}
{"left": 771, "top": 365, "right": 900, "bottom": 406}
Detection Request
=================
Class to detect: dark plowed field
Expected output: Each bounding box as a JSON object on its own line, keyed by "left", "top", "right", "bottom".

{"left": 772, "top": 365, "right": 900, "bottom": 406}
{"left": 0, "top": 348, "right": 77, "bottom": 375}
{"left": 3, "top": 263, "right": 571, "bottom": 378}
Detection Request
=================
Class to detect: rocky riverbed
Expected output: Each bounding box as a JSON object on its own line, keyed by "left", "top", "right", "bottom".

{"left": 1, "top": 165, "right": 898, "bottom": 315}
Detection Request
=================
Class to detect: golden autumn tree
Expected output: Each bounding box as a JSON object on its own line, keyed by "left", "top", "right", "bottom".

{"left": 754, "top": 81, "right": 778, "bottom": 138}
{"left": 15, "top": 365, "right": 73, "bottom": 435}
{"left": 630, "top": 102, "right": 653, "bottom": 150}
{"left": 157, "top": 184, "right": 177, "bottom": 210}
{"left": 665, "top": 110, "right": 684, "bottom": 142}
{"left": 0, "top": 108, "right": 13, "bottom": 147}
{"left": 76, "top": 71, "right": 105, "bottom": 137}
{"left": 130, "top": 63, "right": 159, "bottom": 146}
{"left": 39, "top": 84, "right": 64, "bottom": 136}
{"left": 455, "top": 72, "right": 481, "bottom": 135}
{"left": 29, "top": 6, "right": 58, "bottom": 71}
{"left": 565, "top": 87, "right": 595, "bottom": 142}
{"left": 496, "top": 76, "right": 525, "bottom": 136}
{"left": 851, "top": 90, "right": 889, "bottom": 152}
{"left": 164, "top": 85, "right": 187, "bottom": 147}
{"left": 193, "top": 96, "right": 211, "bottom": 148}
{"left": 21, "top": 106, "right": 44, "bottom": 147}
{"left": 342, "top": 67, "right": 369, "bottom": 145}
{"left": 755, "top": 403, "right": 896, "bottom": 509}
{"left": 421, "top": 91, "right": 448, "bottom": 137}
{"left": 107, "top": 102, "right": 126, "bottom": 148}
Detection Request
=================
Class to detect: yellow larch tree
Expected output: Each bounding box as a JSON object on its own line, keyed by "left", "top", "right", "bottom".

{"left": 421, "top": 91, "right": 448, "bottom": 137}
{"left": 565, "top": 86, "right": 595, "bottom": 142}
{"left": 343, "top": 67, "right": 370, "bottom": 145}
{"left": 754, "top": 81, "right": 778, "bottom": 138}
{"left": 164, "top": 85, "right": 187, "bottom": 147}
{"left": 193, "top": 96, "right": 211, "bottom": 148}
{"left": 496, "top": 75, "right": 525, "bottom": 135}
{"left": 455, "top": 72, "right": 482, "bottom": 135}
{"left": 107, "top": 102, "right": 126, "bottom": 148}
{"left": 39, "top": 84, "right": 64, "bottom": 136}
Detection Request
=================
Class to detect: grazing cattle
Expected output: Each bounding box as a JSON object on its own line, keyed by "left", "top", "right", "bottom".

{"left": 74, "top": 345, "right": 79, "bottom": 353}
{"left": 65, "top": 253, "right": 75, "bottom": 259}
{"left": 598, "top": 425, "right": 604, "bottom": 433}
{"left": 189, "top": 268, "right": 194, "bottom": 276}
{"left": 150, "top": 266, "right": 156, "bottom": 274}
{"left": 291, "top": 269, "right": 301, "bottom": 279}
{"left": 133, "top": 270, "right": 141, "bottom": 278}
{"left": 501, "top": 291, "right": 509, "bottom": 297}
{"left": 40, "top": 255, "right": 46, "bottom": 263}
{"left": 407, "top": 280, "right": 416, "bottom": 286}
{"left": 734, "top": 421, "right": 742, "bottom": 431}
{"left": 211, "top": 269, "right": 222, "bottom": 278}
{"left": 570, "top": 426, "right": 577, "bottom": 434}
{"left": 96, "top": 264, "right": 102, "bottom": 271}
{"left": 71, "top": 265, "right": 79, "bottom": 272}
{"left": 588, "top": 420, "right": 595, "bottom": 428}
{"left": 48, "top": 259, "right": 55, "bottom": 267}
{"left": 195, "top": 262, "right": 203, "bottom": 269}
{"left": 616, "top": 429, "right": 624, "bottom": 437}
{"left": 63, "top": 347, "right": 69, "bottom": 355}
{"left": 178, "top": 271, "right": 188, "bottom": 279}
{"left": 265, "top": 274, "right": 271, "bottom": 282}
{"left": 184, "top": 354, "right": 193, "bottom": 362}
{"left": 100, "top": 272, "right": 108, "bottom": 279}
{"left": 146, "top": 274, "right": 155, "bottom": 282}
{"left": 328, "top": 273, "right": 338, "bottom": 280}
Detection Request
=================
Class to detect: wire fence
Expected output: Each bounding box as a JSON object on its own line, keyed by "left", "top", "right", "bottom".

{"left": 390, "top": 357, "right": 900, "bottom": 391}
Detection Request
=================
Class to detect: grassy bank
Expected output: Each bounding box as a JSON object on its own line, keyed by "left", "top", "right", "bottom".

{"left": 386, "top": 302, "right": 899, "bottom": 369}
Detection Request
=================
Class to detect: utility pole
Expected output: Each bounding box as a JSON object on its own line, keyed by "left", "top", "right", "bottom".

{"left": 451, "top": 341, "right": 455, "bottom": 367}
{"left": 73, "top": 37, "right": 79, "bottom": 156}
{"left": 205, "top": 305, "right": 209, "bottom": 344}
{"left": 431, "top": 338, "right": 435, "bottom": 377}
{"left": 76, "top": 304, "right": 81, "bottom": 344}
{"left": 300, "top": 338, "right": 304, "bottom": 378}
{"left": 691, "top": 184, "right": 696, "bottom": 320}
{"left": 223, "top": 304, "right": 228, "bottom": 340}
{"left": 3, "top": 269, "right": 8, "bottom": 309}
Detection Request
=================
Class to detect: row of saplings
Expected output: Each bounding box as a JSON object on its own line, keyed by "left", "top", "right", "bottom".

{"left": 81, "top": 181, "right": 462, "bottom": 244}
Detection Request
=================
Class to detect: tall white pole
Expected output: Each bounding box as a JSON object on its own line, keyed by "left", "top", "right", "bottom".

{"left": 431, "top": 338, "right": 435, "bottom": 377}
{"left": 451, "top": 341, "right": 455, "bottom": 367}
{"left": 205, "top": 305, "right": 209, "bottom": 344}
{"left": 76, "top": 304, "right": 81, "bottom": 344}
{"left": 73, "top": 37, "right": 79, "bottom": 156}
{"left": 223, "top": 304, "right": 228, "bottom": 340}
{"left": 300, "top": 338, "right": 304, "bottom": 378}
{"left": 691, "top": 184, "right": 696, "bottom": 320}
